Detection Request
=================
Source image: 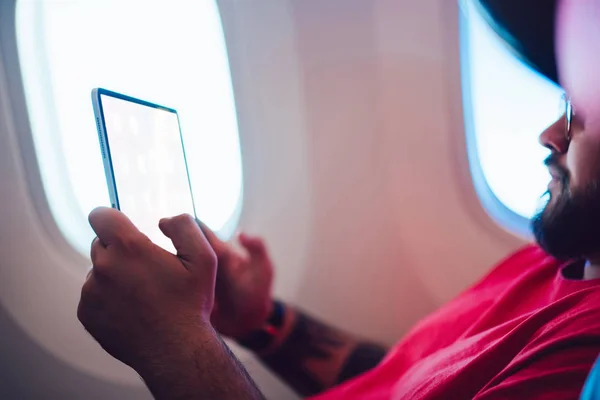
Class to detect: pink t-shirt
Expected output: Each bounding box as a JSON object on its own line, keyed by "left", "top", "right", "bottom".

{"left": 310, "top": 245, "right": 600, "bottom": 399}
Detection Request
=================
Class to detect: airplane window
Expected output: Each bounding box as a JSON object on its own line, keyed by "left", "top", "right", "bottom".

{"left": 461, "top": 0, "right": 562, "bottom": 227}
{"left": 15, "top": 0, "right": 243, "bottom": 254}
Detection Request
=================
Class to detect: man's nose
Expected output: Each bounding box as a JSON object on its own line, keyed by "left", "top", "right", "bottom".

{"left": 539, "top": 116, "right": 569, "bottom": 154}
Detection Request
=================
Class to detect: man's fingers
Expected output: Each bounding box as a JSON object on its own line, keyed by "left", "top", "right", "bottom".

{"left": 238, "top": 233, "right": 267, "bottom": 259}
{"left": 90, "top": 237, "right": 103, "bottom": 264}
{"left": 195, "top": 219, "right": 227, "bottom": 254}
{"left": 88, "top": 207, "right": 140, "bottom": 247}
{"left": 89, "top": 235, "right": 116, "bottom": 279}
{"left": 159, "top": 214, "right": 217, "bottom": 272}
{"left": 85, "top": 267, "right": 93, "bottom": 281}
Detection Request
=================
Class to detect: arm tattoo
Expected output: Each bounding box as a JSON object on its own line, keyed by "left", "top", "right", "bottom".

{"left": 261, "top": 312, "right": 344, "bottom": 396}
{"left": 260, "top": 311, "right": 387, "bottom": 397}
{"left": 337, "top": 343, "right": 387, "bottom": 383}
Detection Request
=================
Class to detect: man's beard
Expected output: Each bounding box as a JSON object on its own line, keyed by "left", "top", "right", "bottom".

{"left": 531, "top": 160, "right": 600, "bottom": 260}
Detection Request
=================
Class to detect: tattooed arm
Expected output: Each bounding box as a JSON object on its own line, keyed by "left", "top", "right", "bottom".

{"left": 195, "top": 223, "right": 387, "bottom": 397}
{"left": 255, "top": 302, "right": 388, "bottom": 397}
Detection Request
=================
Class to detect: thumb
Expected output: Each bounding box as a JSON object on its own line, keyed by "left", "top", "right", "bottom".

{"left": 89, "top": 206, "right": 140, "bottom": 247}
{"left": 159, "top": 214, "right": 217, "bottom": 272}
{"left": 238, "top": 232, "right": 268, "bottom": 259}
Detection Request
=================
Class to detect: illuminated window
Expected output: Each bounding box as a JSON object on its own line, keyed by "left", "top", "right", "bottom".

{"left": 461, "top": 0, "right": 562, "bottom": 231}
{"left": 16, "top": 0, "right": 243, "bottom": 254}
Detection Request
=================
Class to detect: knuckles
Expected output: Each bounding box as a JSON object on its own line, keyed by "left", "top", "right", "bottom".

{"left": 90, "top": 232, "right": 149, "bottom": 278}
{"left": 115, "top": 231, "right": 151, "bottom": 259}
{"left": 90, "top": 248, "right": 116, "bottom": 278}
{"left": 198, "top": 248, "right": 218, "bottom": 269}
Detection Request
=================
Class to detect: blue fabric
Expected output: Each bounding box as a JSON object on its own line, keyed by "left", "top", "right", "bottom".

{"left": 582, "top": 356, "right": 600, "bottom": 400}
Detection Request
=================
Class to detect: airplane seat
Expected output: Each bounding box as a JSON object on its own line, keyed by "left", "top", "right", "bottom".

{"left": 582, "top": 356, "right": 600, "bottom": 400}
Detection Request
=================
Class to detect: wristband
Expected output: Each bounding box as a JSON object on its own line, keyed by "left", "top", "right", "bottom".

{"left": 238, "top": 300, "right": 285, "bottom": 352}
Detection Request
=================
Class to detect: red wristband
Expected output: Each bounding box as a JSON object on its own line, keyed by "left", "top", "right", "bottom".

{"left": 238, "top": 300, "right": 285, "bottom": 351}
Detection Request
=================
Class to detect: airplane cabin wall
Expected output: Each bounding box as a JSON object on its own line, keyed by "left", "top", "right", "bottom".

{"left": 224, "top": 0, "right": 526, "bottom": 342}
{"left": 0, "top": 0, "right": 526, "bottom": 398}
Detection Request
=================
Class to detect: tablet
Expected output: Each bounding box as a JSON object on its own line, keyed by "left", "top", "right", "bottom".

{"left": 92, "top": 88, "right": 196, "bottom": 253}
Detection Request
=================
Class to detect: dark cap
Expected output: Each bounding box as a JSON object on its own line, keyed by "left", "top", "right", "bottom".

{"left": 475, "top": 0, "right": 559, "bottom": 85}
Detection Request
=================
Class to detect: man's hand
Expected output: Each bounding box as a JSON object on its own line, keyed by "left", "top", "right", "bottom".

{"left": 78, "top": 207, "right": 218, "bottom": 370}
{"left": 78, "top": 207, "right": 264, "bottom": 400}
{"left": 197, "top": 221, "right": 274, "bottom": 340}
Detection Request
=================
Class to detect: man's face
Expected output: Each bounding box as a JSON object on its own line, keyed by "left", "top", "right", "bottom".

{"left": 531, "top": 115, "right": 600, "bottom": 260}
{"left": 531, "top": 0, "right": 600, "bottom": 260}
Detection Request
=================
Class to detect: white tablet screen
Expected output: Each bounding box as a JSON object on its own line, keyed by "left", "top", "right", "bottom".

{"left": 100, "top": 94, "right": 195, "bottom": 253}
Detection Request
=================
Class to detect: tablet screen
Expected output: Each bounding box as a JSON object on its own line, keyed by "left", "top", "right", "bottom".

{"left": 100, "top": 93, "right": 195, "bottom": 253}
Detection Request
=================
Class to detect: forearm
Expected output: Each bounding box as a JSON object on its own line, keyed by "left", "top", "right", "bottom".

{"left": 247, "top": 302, "right": 388, "bottom": 397}
{"left": 135, "top": 326, "right": 264, "bottom": 400}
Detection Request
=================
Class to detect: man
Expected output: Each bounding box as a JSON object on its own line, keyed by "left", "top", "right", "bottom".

{"left": 77, "top": 0, "right": 600, "bottom": 399}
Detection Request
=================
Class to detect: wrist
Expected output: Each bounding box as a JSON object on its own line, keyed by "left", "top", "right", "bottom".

{"left": 133, "top": 323, "right": 265, "bottom": 400}
{"left": 237, "top": 300, "right": 295, "bottom": 355}
{"left": 132, "top": 321, "right": 218, "bottom": 378}
{"left": 235, "top": 299, "right": 275, "bottom": 340}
